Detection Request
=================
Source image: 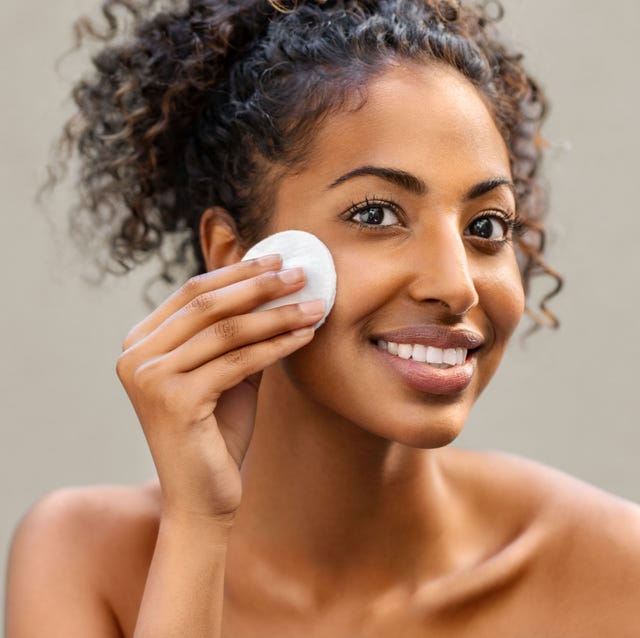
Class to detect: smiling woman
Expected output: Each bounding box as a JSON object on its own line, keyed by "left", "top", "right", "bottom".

{"left": 263, "top": 63, "right": 525, "bottom": 449}
{"left": 5, "top": 1, "right": 640, "bottom": 637}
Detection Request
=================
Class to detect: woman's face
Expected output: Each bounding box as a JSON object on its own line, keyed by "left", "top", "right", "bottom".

{"left": 265, "top": 62, "right": 525, "bottom": 447}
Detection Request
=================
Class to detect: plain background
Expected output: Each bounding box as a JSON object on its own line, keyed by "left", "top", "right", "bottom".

{"left": 2, "top": 0, "right": 639, "bottom": 623}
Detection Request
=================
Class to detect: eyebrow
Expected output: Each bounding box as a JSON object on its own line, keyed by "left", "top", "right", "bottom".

{"left": 464, "top": 177, "right": 516, "bottom": 201}
{"left": 326, "top": 165, "right": 515, "bottom": 201}
{"left": 327, "top": 166, "right": 427, "bottom": 195}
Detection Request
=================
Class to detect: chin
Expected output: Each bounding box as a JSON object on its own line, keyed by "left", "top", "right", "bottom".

{"left": 361, "top": 408, "right": 468, "bottom": 449}
{"left": 278, "top": 343, "right": 476, "bottom": 449}
{"left": 325, "top": 392, "right": 473, "bottom": 450}
{"left": 400, "top": 425, "right": 462, "bottom": 449}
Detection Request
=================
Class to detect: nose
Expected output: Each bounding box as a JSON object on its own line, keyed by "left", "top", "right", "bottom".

{"left": 407, "top": 222, "right": 479, "bottom": 316}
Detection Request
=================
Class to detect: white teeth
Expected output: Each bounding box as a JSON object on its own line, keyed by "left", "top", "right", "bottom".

{"left": 443, "top": 348, "right": 457, "bottom": 366}
{"left": 398, "top": 344, "right": 413, "bottom": 360}
{"left": 411, "top": 344, "right": 427, "bottom": 363}
{"left": 378, "top": 341, "right": 469, "bottom": 367}
{"left": 426, "top": 346, "right": 443, "bottom": 365}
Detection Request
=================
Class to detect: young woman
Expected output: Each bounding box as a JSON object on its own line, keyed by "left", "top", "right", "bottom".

{"left": 6, "top": 1, "right": 640, "bottom": 636}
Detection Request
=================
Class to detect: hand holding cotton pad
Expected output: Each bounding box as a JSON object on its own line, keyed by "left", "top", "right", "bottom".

{"left": 242, "top": 230, "right": 336, "bottom": 327}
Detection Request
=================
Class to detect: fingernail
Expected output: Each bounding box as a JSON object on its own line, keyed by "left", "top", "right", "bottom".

{"left": 299, "top": 299, "right": 325, "bottom": 316}
{"left": 291, "top": 327, "right": 314, "bottom": 338}
{"left": 257, "top": 253, "right": 281, "bottom": 267}
{"left": 278, "top": 268, "right": 304, "bottom": 284}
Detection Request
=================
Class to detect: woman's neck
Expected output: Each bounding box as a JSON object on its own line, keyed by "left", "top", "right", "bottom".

{"left": 229, "top": 364, "right": 469, "bottom": 599}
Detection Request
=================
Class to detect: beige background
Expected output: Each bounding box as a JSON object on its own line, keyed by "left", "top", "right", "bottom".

{"left": 2, "top": 0, "right": 639, "bottom": 622}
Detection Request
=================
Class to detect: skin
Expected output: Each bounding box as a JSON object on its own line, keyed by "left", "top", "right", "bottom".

{"left": 6, "top": 62, "right": 640, "bottom": 637}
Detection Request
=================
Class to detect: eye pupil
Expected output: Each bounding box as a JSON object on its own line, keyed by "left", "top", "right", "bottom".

{"left": 361, "top": 206, "right": 384, "bottom": 225}
{"left": 472, "top": 218, "right": 494, "bottom": 239}
{"left": 349, "top": 202, "right": 400, "bottom": 228}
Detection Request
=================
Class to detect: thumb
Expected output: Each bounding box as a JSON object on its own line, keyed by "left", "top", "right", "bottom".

{"left": 216, "top": 375, "right": 262, "bottom": 467}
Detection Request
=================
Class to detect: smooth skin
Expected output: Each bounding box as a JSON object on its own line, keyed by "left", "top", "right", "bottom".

{"left": 6, "top": 62, "right": 640, "bottom": 637}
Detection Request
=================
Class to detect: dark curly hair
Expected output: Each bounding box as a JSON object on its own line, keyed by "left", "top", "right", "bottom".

{"left": 49, "top": 0, "right": 561, "bottom": 326}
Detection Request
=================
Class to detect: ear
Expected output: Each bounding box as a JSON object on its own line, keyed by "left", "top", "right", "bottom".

{"left": 199, "top": 207, "right": 244, "bottom": 271}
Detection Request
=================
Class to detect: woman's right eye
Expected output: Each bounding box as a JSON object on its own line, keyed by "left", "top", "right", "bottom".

{"left": 349, "top": 203, "right": 401, "bottom": 227}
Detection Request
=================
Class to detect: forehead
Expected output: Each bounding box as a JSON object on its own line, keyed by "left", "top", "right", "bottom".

{"left": 299, "top": 61, "right": 511, "bottom": 189}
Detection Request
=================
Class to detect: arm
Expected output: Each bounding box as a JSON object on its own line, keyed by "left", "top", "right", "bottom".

{"left": 121, "top": 257, "right": 321, "bottom": 636}
{"left": 132, "top": 512, "right": 233, "bottom": 638}
{"left": 6, "top": 257, "right": 323, "bottom": 637}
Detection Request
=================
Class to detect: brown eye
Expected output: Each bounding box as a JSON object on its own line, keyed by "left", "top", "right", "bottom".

{"left": 351, "top": 204, "right": 399, "bottom": 226}
{"left": 467, "top": 216, "right": 508, "bottom": 240}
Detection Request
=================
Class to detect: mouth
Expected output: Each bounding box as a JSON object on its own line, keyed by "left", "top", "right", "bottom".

{"left": 368, "top": 326, "right": 484, "bottom": 395}
{"left": 375, "top": 341, "right": 473, "bottom": 369}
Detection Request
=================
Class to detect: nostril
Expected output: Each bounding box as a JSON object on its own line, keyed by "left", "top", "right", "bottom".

{"left": 423, "top": 297, "right": 477, "bottom": 318}
{"left": 407, "top": 259, "right": 478, "bottom": 316}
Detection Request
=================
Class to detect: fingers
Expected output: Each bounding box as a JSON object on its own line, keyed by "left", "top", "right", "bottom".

{"left": 129, "top": 265, "right": 310, "bottom": 360}
{"left": 122, "top": 255, "right": 283, "bottom": 351}
{"left": 161, "top": 299, "right": 325, "bottom": 373}
{"left": 118, "top": 299, "right": 323, "bottom": 404}
{"left": 118, "top": 319, "right": 316, "bottom": 430}
{"left": 186, "top": 325, "right": 317, "bottom": 406}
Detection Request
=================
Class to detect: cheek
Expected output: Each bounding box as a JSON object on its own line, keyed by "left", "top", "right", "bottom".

{"left": 330, "top": 243, "right": 403, "bottom": 319}
{"left": 277, "top": 247, "right": 391, "bottom": 390}
{"left": 286, "top": 249, "right": 382, "bottom": 355}
{"left": 478, "top": 261, "right": 526, "bottom": 344}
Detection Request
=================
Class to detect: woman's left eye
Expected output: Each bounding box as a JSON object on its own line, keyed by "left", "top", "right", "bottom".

{"left": 465, "top": 215, "right": 511, "bottom": 241}
{"left": 350, "top": 204, "right": 400, "bottom": 227}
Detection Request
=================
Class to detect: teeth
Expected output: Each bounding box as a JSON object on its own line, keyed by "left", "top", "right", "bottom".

{"left": 426, "top": 346, "right": 443, "bottom": 365}
{"left": 398, "top": 344, "right": 413, "bottom": 359}
{"left": 378, "top": 341, "right": 468, "bottom": 367}
{"left": 443, "top": 348, "right": 457, "bottom": 366}
{"left": 411, "top": 344, "right": 427, "bottom": 363}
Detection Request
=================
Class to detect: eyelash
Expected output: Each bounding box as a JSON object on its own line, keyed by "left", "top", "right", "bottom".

{"left": 344, "top": 197, "right": 524, "bottom": 244}
{"left": 343, "top": 197, "right": 404, "bottom": 232}
{"left": 466, "top": 210, "right": 525, "bottom": 246}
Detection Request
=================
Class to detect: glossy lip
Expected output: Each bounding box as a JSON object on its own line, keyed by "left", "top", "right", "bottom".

{"left": 373, "top": 345, "right": 477, "bottom": 396}
{"left": 371, "top": 325, "right": 484, "bottom": 350}
{"left": 369, "top": 325, "right": 484, "bottom": 396}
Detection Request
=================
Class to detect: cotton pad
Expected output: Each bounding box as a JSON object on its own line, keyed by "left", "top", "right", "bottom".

{"left": 242, "top": 230, "right": 336, "bottom": 328}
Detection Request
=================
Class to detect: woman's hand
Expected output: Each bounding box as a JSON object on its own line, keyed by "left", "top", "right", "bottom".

{"left": 116, "top": 255, "right": 324, "bottom": 521}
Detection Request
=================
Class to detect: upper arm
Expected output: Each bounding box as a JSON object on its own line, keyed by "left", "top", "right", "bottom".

{"left": 5, "top": 489, "right": 124, "bottom": 638}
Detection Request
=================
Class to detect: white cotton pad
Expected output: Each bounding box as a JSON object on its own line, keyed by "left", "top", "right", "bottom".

{"left": 242, "top": 230, "right": 336, "bottom": 328}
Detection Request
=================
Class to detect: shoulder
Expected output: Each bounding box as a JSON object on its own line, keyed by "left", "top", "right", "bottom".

{"left": 470, "top": 447, "right": 640, "bottom": 534}
{"left": 6, "top": 481, "right": 161, "bottom": 637}
{"left": 9, "top": 481, "right": 162, "bottom": 572}
{"left": 446, "top": 448, "right": 640, "bottom": 634}
{"left": 446, "top": 445, "right": 640, "bottom": 521}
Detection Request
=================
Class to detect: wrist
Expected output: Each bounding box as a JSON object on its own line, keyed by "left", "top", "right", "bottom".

{"left": 160, "top": 507, "right": 236, "bottom": 541}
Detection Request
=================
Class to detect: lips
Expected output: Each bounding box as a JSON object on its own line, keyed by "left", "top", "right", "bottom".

{"left": 371, "top": 325, "right": 484, "bottom": 350}
{"left": 369, "top": 325, "right": 484, "bottom": 395}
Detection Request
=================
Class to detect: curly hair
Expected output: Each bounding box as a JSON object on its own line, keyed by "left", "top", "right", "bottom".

{"left": 50, "top": 0, "right": 561, "bottom": 325}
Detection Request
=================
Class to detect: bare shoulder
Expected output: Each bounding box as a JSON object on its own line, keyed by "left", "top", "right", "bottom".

{"left": 9, "top": 480, "right": 162, "bottom": 573}
{"left": 446, "top": 447, "right": 640, "bottom": 634}
{"left": 7, "top": 480, "right": 162, "bottom": 638}
{"left": 468, "top": 447, "right": 640, "bottom": 530}
{"left": 451, "top": 446, "right": 640, "bottom": 562}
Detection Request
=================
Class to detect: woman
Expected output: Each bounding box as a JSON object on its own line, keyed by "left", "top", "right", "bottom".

{"left": 6, "top": 0, "right": 640, "bottom": 635}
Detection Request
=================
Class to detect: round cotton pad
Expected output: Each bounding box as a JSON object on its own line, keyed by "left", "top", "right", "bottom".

{"left": 242, "top": 230, "right": 337, "bottom": 328}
